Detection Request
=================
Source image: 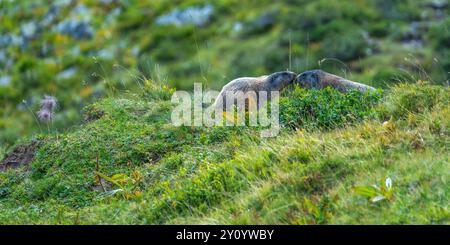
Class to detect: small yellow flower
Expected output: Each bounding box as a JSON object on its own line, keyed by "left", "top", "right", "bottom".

{"left": 296, "top": 128, "right": 305, "bottom": 135}
{"left": 223, "top": 111, "right": 236, "bottom": 123}
{"left": 134, "top": 191, "right": 143, "bottom": 199}
{"left": 416, "top": 80, "right": 428, "bottom": 85}
{"left": 144, "top": 79, "right": 152, "bottom": 87}
{"left": 382, "top": 120, "right": 394, "bottom": 130}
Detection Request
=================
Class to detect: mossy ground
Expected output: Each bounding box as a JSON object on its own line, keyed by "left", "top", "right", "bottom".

{"left": 0, "top": 83, "right": 448, "bottom": 224}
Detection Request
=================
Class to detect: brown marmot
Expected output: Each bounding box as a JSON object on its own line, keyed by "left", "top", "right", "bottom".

{"left": 295, "top": 69, "right": 375, "bottom": 93}
{"left": 215, "top": 71, "right": 297, "bottom": 111}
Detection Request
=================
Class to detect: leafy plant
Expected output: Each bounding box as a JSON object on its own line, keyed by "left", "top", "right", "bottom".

{"left": 302, "top": 196, "right": 335, "bottom": 224}
{"left": 95, "top": 171, "right": 143, "bottom": 200}
{"left": 354, "top": 177, "right": 394, "bottom": 203}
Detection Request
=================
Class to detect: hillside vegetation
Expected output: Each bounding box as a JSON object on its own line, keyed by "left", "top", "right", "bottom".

{"left": 0, "top": 82, "right": 448, "bottom": 224}
{"left": 0, "top": 0, "right": 449, "bottom": 224}
{"left": 1, "top": 0, "right": 449, "bottom": 147}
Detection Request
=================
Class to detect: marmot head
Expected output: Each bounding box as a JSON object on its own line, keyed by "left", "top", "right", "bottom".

{"left": 295, "top": 69, "right": 324, "bottom": 89}
{"left": 267, "top": 71, "right": 297, "bottom": 90}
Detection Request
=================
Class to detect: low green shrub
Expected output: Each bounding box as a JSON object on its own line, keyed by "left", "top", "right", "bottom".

{"left": 280, "top": 86, "right": 382, "bottom": 130}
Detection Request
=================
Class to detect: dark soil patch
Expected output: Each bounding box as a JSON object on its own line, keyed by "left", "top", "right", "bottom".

{"left": 83, "top": 105, "right": 105, "bottom": 123}
{"left": 0, "top": 140, "right": 39, "bottom": 172}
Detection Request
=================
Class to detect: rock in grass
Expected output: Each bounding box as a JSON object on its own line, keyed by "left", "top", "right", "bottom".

{"left": 155, "top": 5, "right": 214, "bottom": 27}
{"left": 295, "top": 69, "right": 376, "bottom": 93}
{"left": 0, "top": 141, "right": 39, "bottom": 172}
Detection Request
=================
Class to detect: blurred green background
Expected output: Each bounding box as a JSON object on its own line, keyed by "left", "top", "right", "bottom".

{"left": 0, "top": 0, "right": 449, "bottom": 150}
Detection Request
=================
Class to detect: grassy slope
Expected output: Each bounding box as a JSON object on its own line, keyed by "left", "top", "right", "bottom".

{"left": 2, "top": 0, "right": 449, "bottom": 147}
{"left": 0, "top": 83, "right": 448, "bottom": 224}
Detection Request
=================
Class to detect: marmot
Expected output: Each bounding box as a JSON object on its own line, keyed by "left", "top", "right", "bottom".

{"left": 215, "top": 71, "right": 297, "bottom": 111}
{"left": 295, "top": 69, "right": 375, "bottom": 93}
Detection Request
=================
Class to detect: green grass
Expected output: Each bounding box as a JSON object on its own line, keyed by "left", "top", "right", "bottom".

{"left": 0, "top": 82, "right": 448, "bottom": 224}
{"left": 1, "top": 0, "right": 449, "bottom": 224}
{"left": 1, "top": 0, "right": 449, "bottom": 146}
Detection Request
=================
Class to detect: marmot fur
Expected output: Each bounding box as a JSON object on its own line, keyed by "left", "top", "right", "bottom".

{"left": 215, "top": 71, "right": 297, "bottom": 111}
{"left": 295, "top": 69, "right": 375, "bottom": 93}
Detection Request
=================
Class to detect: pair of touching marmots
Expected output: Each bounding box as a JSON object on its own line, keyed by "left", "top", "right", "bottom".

{"left": 215, "top": 69, "right": 375, "bottom": 111}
